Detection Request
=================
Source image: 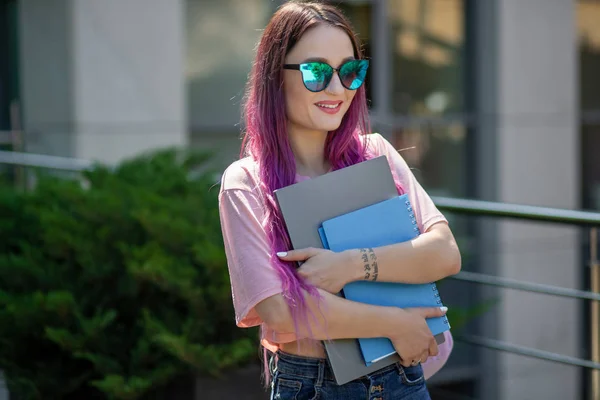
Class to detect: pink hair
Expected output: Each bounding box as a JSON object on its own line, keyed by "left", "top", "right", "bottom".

{"left": 239, "top": 0, "right": 403, "bottom": 385}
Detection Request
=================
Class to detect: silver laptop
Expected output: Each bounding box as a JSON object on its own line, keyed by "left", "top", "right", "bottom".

{"left": 273, "top": 156, "right": 444, "bottom": 385}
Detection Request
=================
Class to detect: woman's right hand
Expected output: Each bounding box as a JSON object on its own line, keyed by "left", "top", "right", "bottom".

{"left": 387, "top": 307, "right": 448, "bottom": 367}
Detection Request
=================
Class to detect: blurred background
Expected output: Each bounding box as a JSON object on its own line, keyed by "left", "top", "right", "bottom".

{"left": 1, "top": 0, "right": 600, "bottom": 399}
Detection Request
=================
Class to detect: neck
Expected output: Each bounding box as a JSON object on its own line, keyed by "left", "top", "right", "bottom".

{"left": 288, "top": 122, "right": 330, "bottom": 178}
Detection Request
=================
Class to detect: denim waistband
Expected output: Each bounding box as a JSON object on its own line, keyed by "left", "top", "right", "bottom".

{"left": 271, "top": 350, "right": 402, "bottom": 383}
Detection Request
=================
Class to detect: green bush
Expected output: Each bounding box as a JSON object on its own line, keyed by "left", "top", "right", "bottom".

{"left": 0, "top": 149, "right": 257, "bottom": 400}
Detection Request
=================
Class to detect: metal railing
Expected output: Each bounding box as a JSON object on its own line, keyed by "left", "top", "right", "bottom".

{"left": 0, "top": 150, "right": 94, "bottom": 172}
{"left": 1, "top": 151, "right": 600, "bottom": 399}
{"left": 431, "top": 196, "right": 600, "bottom": 400}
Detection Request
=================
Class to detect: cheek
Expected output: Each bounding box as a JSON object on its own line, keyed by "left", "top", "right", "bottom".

{"left": 345, "top": 90, "right": 357, "bottom": 109}
{"left": 284, "top": 77, "right": 314, "bottom": 124}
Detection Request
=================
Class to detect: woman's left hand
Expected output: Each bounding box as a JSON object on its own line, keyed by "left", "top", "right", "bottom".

{"left": 277, "top": 248, "right": 355, "bottom": 294}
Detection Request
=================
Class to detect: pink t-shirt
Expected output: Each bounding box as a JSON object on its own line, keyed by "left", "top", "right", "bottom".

{"left": 218, "top": 133, "right": 453, "bottom": 379}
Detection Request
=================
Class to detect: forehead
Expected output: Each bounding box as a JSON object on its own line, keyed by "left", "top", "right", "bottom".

{"left": 285, "top": 24, "right": 356, "bottom": 65}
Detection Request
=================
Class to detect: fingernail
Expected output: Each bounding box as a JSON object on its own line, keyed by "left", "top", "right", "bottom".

{"left": 440, "top": 306, "right": 448, "bottom": 313}
{"left": 277, "top": 252, "right": 287, "bottom": 257}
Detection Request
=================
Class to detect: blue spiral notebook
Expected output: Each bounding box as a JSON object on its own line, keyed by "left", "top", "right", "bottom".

{"left": 317, "top": 194, "right": 450, "bottom": 365}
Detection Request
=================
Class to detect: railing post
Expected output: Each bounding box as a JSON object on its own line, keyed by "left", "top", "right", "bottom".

{"left": 591, "top": 227, "right": 599, "bottom": 400}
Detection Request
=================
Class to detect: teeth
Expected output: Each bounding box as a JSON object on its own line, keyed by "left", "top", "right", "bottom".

{"left": 316, "top": 103, "right": 339, "bottom": 109}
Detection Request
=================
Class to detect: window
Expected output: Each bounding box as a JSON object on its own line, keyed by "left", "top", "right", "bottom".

{"left": 186, "top": 0, "right": 272, "bottom": 134}
{"left": 185, "top": 0, "right": 275, "bottom": 169}
{"left": 0, "top": 0, "right": 19, "bottom": 133}
{"left": 390, "top": 0, "right": 465, "bottom": 116}
{"left": 383, "top": 0, "right": 470, "bottom": 202}
{"left": 578, "top": 0, "right": 600, "bottom": 210}
{"left": 0, "top": 0, "right": 20, "bottom": 183}
{"left": 338, "top": 0, "right": 470, "bottom": 199}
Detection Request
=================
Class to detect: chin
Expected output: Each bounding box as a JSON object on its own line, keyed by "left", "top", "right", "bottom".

{"left": 321, "top": 124, "right": 342, "bottom": 132}
{"left": 316, "top": 118, "right": 344, "bottom": 132}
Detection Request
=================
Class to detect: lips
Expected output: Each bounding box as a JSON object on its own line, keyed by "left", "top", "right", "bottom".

{"left": 315, "top": 101, "right": 343, "bottom": 114}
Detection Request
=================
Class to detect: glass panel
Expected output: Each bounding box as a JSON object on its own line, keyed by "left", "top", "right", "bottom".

{"left": 582, "top": 124, "right": 600, "bottom": 210}
{"left": 389, "top": 0, "right": 465, "bottom": 115}
{"left": 186, "top": 0, "right": 272, "bottom": 132}
{"left": 577, "top": 1, "right": 600, "bottom": 210}
{"left": 0, "top": 0, "right": 19, "bottom": 186}
{"left": 388, "top": 0, "right": 473, "bottom": 286}
{"left": 0, "top": 0, "right": 19, "bottom": 131}
{"left": 392, "top": 123, "right": 468, "bottom": 195}
{"left": 578, "top": 0, "right": 600, "bottom": 112}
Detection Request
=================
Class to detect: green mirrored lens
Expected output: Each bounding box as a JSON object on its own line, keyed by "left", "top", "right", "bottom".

{"left": 339, "top": 59, "right": 369, "bottom": 90}
{"left": 299, "top": 62, "right": 333, "bottom": 92}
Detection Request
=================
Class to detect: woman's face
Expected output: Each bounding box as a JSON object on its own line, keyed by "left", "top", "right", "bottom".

{"left": 283, "top": 24, "right": 357, "bottom": 134}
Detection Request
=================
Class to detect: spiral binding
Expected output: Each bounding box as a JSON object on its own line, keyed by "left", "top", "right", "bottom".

{"left": 432, "top": 285, "right": 450, "bottom": 325}
{"left": 405, "top": 200, "right": 419, "bottom": 233}
{"left": 406, "top": 199, "right": 449, "bottom": 326}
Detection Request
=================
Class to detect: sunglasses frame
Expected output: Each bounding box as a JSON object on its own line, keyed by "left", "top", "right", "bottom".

{"left": 283, "top": 59, "right": 370, "bottom": 93}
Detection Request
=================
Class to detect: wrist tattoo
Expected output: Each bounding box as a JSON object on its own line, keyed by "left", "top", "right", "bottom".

{"left": 359, "top": 248, "right": 378, "bottom": 281}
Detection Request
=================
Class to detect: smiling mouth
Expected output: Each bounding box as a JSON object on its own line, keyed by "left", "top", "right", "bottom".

{"left": 315, "top": 101, "right": 343, "bottom": 113}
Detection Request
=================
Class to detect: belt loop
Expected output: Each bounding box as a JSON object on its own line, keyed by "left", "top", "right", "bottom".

{"left": 269, "top": 352, "right": 278, "bottom": 376}
{"left": 315, "top": 359, "right": 325, "bottom": 387}
{"left": 395, "top": 361, "right": 403, "bottom": 375}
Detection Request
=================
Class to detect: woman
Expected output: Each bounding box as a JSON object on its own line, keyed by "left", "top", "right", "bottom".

{"left": 218, "top": 1, "right": 461, "bottom": 398}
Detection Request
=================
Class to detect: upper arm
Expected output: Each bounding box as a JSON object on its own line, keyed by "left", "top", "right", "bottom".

{"left": 426, "top": 220, "right": 459, "bottom": 251}
{"left": 254, "top": 292, "right": 292, "bottom": 332}
{"left": 424, "top": 219, "right": 461, "bottom": 274}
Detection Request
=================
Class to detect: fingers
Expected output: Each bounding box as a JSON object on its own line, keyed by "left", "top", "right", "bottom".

{"left": 412, "top": 306, "right": 448, "bottom": 319}
{"left": 398, "top": 345, "right": 426, "bottom": 368}
{"left": 402, "top": 347, "right": 431, "bottom": 368}
{"left": 401, "top": 351, "right": 428, "bottom": 368}
{"left": 419, "top": 349, "right": 430, "bottom": 365}
{"left": 399, "top": 357, "right": 413, "bottom": 368}
{"left": 429, "top": 337, "right": 439, "bottom": 357}
{"left": 276, "top": 247, "right": 320, "bottom": 261}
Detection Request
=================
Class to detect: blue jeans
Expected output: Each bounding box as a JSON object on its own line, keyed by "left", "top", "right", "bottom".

{"left": 269, "top": 351, "right": 431, "bottom": 400}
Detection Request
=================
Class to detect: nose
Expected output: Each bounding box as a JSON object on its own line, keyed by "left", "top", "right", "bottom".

{"left": 325, "top": 71, "right": 345, "bottom": 95}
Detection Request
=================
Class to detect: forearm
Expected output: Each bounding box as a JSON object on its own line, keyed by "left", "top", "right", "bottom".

{"left": 345, "top": 223, "right": 461, "bottom": 284}
{"left": 259, "top": 289, "right": 401, "bottom": 340}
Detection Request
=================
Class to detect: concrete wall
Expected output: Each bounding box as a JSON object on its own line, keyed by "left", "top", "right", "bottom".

{"left": 19, "top": 0, "right": 187, "bottom": 165}
{"left": 71, "top": 0, "right": 187, "bottom": 163}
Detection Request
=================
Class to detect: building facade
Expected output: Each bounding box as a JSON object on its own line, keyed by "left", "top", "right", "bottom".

{"left": 1, "top": 0, "right": 599, "bottom": 399}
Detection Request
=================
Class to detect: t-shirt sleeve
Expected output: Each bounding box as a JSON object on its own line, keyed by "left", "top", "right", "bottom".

{"left": 372, "top": 133, "right": 448, "bottom": 233}
{"left": 218, "top": 188, "right": 283, "bottom": 328}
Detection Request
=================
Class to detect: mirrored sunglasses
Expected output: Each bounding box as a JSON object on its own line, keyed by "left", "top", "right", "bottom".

{"left": 283, "top": 59, "right": 369, "bottom": 92}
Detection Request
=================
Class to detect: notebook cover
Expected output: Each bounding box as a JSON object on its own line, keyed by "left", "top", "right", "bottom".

{"left": 318, "top": 195, "right": 450, "bottom": 365}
